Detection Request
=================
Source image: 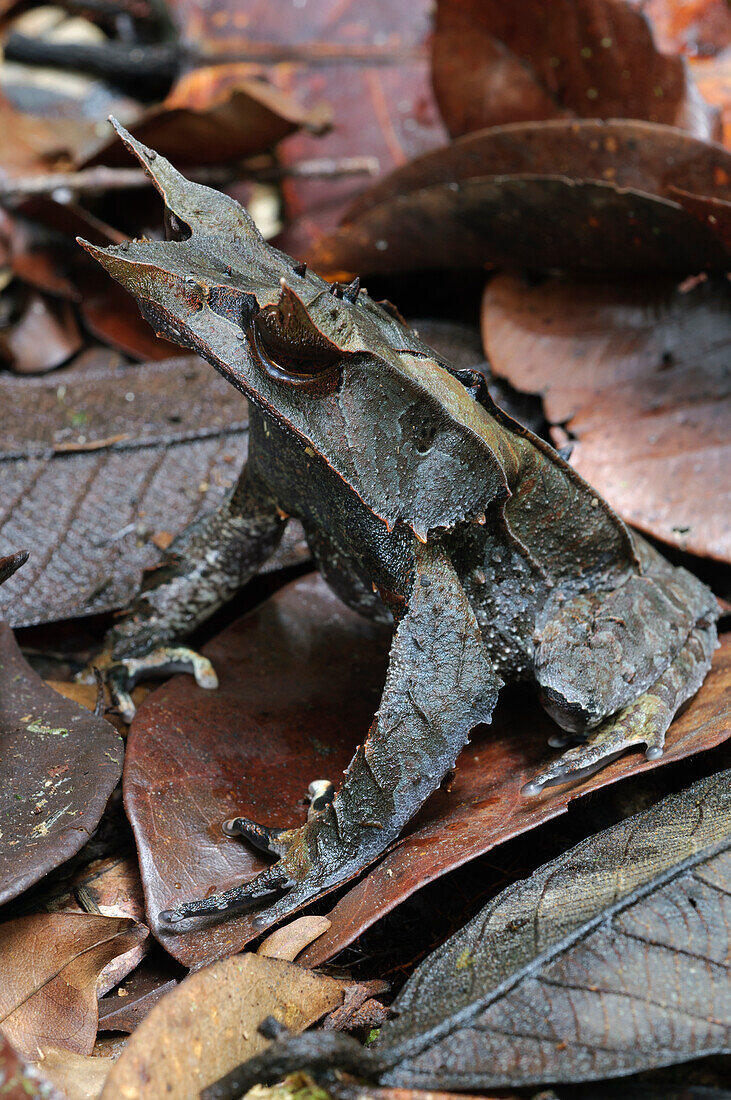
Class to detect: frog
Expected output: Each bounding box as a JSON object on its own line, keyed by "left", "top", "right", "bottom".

{"left": 79, "top": 120, "right": 718, "bottom": 931}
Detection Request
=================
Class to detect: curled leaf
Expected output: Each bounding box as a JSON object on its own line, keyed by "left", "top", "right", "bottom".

{"left": 311, "top": 120, "right": 731, "bottom": 276}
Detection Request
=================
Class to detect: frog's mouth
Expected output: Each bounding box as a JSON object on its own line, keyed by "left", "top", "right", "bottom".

{"left": 539, "top": 685, "right": 596, "bottom": 734}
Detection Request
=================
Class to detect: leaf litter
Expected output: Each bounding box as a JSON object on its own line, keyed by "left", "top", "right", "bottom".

{"left": 0, "top": 0, "right": 729, "bottom": 1095}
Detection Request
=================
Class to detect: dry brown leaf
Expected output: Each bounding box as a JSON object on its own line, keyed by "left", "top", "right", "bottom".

{"left": 100, "top": 953, "right": 346, "bottom": 1100}
{"left": 0, "top": 912, "right": 147, "bottom": 1059}
{"left": 0, "top": 291, "right": 82, "bottom": 374}
{"left": 256, "top": 916, "right": 332, "bottom": 962}
{"left": 36, "top": 1046, "right": 113, "bottom": 1100}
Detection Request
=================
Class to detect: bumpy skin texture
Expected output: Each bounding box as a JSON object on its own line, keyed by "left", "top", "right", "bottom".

{"left": 80, "top": 121, "right": 718, "bottom": 930}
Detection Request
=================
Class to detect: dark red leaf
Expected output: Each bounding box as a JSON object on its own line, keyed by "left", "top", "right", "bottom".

{"left": 124, "top": 573, "right": 390, "bottom": 966}
{"left": 481, "top": 272, "right": 731, "bottom": 563}
{"left": 431, "top": 0, "right": 720, "bottom": 140}
{"left": 310, "top": 119, "right": 731, "bottom": 277}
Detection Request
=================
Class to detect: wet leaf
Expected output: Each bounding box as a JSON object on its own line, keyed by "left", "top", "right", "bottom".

{"left": 431, "top": 0, "right": 720, "bottom": 140}
{"left": 99, "top": 953, "right": 346, "bottom": 1100}
{"left": 373, "top": 767, "right": 731, "bottom": 1087}
{"left": 0, "top": 912, "right": 147, "bottom": 1058}
{"left": 124, "top": 573, "right": 389, "bottom": 967}
{"left": 84, "top": 65, "right": 329, "bottom": 169}
{"left": 311, "top": 120, "right": 731, "bottom": 277}
{"left": 481, "top": 272, "right": 731, "bottom": 563}
{"left": 0, "top": 355, "right": 307, "bottom": 627}
{"left": 0, "top": 1033, "right": 64, "bottom": 1100}
{"left": 127, "top": 571, "right": 729, "bottom": 968}
{"left": 0, "top": 624, "right": 124, "bottom": 906}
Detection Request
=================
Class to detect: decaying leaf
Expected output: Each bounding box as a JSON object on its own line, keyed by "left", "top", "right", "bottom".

{"left": 310, "top": 120, "right": 731, "bottom": 277}
{"left": 34, "top": 1047, "right": 114, "bottom": 1100}
{"left": 0, "top": 355, "right": 307, "bottom": 627}
{"left": 371, "top": 767, "right": 731, "bottom": 1088}
{"left": 431, "top": 0, "right": 720, "bottom": 140}
{"left": 0, "top": 1033, "right": 64, "bottom": 1100}
{"left": 300, "top": 630, "right": 731, "bottom": 968}
{"left": 0, "top": 912, "right": 147, "bottom": 1059}
{"left": 481, "top": 271, "right": 731, "bottom": 563}
{"left": 0, "top": 624, "right": 124, "bottom": 905}
{"left": 124, "top": 573, "right": 390, "bottom": 967}
{"left": 212, "top": 768, "right": 731, "bottom": 1096}
{"left": 99, "top": 953, "right": 347, "bottom": 1100}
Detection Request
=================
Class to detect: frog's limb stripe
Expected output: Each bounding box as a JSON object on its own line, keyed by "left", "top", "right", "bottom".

{"left": 92, "top": 463, "right": 286, "bottom": 720}
{"left": 523, "top": 619, "right": 717, "bottom": 796}
{"left": 158, "top": 541, "right": 502, "bottom": 931}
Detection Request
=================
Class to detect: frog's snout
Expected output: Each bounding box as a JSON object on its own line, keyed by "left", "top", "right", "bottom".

{"left": 538, "top": 684, "right": 597, "bottom": 734}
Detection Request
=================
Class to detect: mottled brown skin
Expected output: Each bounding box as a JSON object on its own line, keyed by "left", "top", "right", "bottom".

{"left": 80, "top": 121, "right": 718, "bottom": 930}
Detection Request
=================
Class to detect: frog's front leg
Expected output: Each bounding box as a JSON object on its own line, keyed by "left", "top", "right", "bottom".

{"left": 524, "top": 618, "right": 717, "bottom": 796}
{"left": 159, "top": 542, "right": 502, "bottom": 930}
{"left": 93, "top": 461, "right": 286, "bottom": 721}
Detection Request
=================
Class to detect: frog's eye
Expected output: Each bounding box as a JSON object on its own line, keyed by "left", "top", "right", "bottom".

{"left": 251, "top": 282, "right": 343, "bottom": 385}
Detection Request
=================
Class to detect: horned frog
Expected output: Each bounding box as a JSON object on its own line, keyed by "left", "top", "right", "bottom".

{"left": 80, "top": 121, "right": 718, "bottom": 929}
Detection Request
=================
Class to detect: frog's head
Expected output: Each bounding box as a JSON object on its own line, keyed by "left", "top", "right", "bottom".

{"left": 79, "top": 119, "right": 508, "bottom": 541}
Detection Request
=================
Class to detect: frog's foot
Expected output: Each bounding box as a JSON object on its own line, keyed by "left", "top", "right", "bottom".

{"left": 157, "top": 820, "right": 312, "bottom": 929}
{"left": 159, "top": 781, "right": 336, "bottom": 929}
{"left": 78, "top": 645, "right": 217, "bottom": 723}
{"left": 523, "top": 620, "right": 716, "bottom": 797}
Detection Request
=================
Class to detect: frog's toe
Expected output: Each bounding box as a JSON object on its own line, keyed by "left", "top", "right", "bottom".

{"left": 158, "top": 862, "right": 294, "bottom": 929}
{"left": 221, "top": 816, "right": 285, "bottom": 855}
{"left": 81, "top": 645, "right": 218, "bottom": 723}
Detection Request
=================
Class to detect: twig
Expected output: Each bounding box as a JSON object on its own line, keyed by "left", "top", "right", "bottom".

{"left": 0, "top": 156, "right": 379, "bottom": 203}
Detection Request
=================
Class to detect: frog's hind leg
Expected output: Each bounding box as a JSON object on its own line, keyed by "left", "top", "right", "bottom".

{"left": 523, "top": 619, "right": 717, "bottom": 796}
{"left": 158, "top": 542, "right": 502, "bottom": 930}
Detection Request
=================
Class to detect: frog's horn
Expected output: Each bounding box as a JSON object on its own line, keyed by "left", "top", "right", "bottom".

{"left": 252, "top": 279, "right": 344, "bottom": 375}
